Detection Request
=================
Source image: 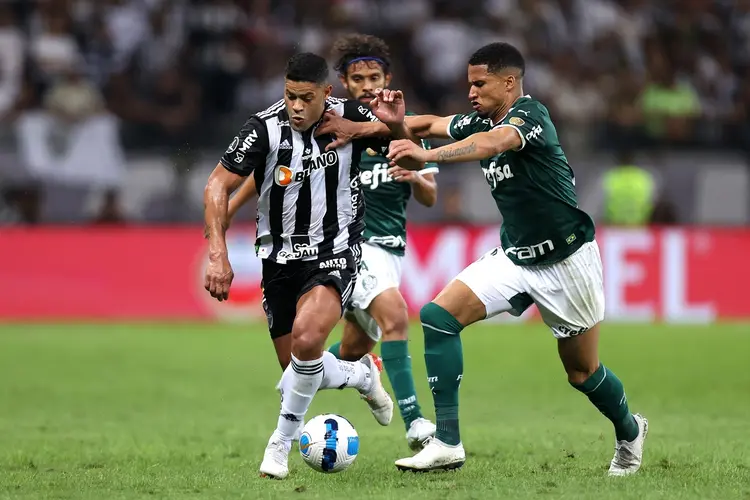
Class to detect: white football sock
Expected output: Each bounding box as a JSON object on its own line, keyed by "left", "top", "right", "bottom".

{"left": 319, "top": 351, "right": 372, "bottom": 393}
{"left": 274, "top": 355, "right": 324, "bottom": 441}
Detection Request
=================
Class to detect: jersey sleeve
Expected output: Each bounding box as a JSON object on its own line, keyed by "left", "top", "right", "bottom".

{"left": 342, "top": 99, "right": 379, "bottom": 123}
{"left": 341, "top": 99, "right": 393, "bottom": 153}
{"left": 420, "top": 138, "right": 439, "bottom": 172}
{"left": 447, "top": 112, "right": 488, "bottom": 141}
{"left": 494, "top": 103, "right": 546, "bottom": 151}
{"left": 220, "top": 115, "right": 270, "bottom": 177}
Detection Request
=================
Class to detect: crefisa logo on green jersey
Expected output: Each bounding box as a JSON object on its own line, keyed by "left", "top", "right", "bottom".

{"left": 359, "top": 163, "right": 393, "bottom": 190}
{"left": 482, "top": 161, "right": 514, "bottom": 189}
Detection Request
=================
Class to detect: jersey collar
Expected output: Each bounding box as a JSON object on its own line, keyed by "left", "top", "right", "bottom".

{"left": 491, "top": 94, "right": 531, "bottom": 126}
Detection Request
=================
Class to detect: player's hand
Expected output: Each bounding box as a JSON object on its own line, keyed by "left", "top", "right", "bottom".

{"left": 316, "top": 110, "right": 354, "bottom": 151}
{"left": 369, "top": 88, "right": 405, "bottom": 125}
{"left": 387, "top": 139, "right": 430, "bottom": 165}
{"left": 204, "top": 253, "right": 234, "bottom": 302}
{"left": 387, "top": 166, "right": 421, "bottom": 183}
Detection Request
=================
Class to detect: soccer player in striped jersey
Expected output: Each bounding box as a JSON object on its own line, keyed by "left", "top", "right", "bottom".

{"left": 203, "top": 52, "right": 424, "bottom": 479}
{"left": 227, "top": 34, "right": 439, "bottom": 451}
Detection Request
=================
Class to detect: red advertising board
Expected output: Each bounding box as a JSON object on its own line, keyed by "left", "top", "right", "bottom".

{"left": 0, "top": 226, "right": 747, "bottom": 323}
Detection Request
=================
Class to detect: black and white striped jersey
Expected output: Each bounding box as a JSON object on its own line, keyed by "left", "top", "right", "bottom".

{"left": 220, "top": 96, "right": 388, "bottom": 264}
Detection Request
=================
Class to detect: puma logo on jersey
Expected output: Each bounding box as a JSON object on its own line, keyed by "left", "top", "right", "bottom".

{"left": 517, "top": 109, "right": 530, "bottom": 116}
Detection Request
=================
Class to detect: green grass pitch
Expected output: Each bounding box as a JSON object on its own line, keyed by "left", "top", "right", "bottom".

{"left": 1, "top": 322, "right": 749, "bottom": 499}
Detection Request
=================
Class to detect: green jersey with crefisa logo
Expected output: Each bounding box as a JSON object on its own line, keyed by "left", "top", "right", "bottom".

{"left": 360, "top": 112, "right": 438, "bottom": 256}
{"left": 447, "top": 95, "right": 595, "bottom": 266}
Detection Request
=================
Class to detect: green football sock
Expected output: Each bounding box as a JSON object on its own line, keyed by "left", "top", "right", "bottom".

{"left": 572, "top": 364, "right": 639, "bottom": 442}
{"left": 381, "top": 340, "right": 423, "bottom": 430}
{"left": 421, "top": 302, "right": 464, "bottom": 446}
{"left": 327, "top": 342, "right": 342, "bottom": 359}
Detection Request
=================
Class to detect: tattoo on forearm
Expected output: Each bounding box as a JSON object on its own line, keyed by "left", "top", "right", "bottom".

{"left": 437, "top": 142, "right": 476, "bottom": 162}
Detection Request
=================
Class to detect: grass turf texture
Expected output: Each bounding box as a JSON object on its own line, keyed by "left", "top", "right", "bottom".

{"left": 1, "top": 323, "right": 749, "bottom": 500}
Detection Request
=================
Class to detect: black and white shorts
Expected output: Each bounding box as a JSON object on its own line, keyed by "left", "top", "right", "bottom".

{"left": 260, "top": 245, "right": 361, "bottom": 339}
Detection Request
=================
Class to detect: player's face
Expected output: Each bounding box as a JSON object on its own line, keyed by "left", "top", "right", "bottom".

{"left": 284, "top": 80, "right": 332, "bottom": 131}
{"left": 467, "top": 64, "right": 515, "bottom": 119}
{"left": 339, "top": 61, "right": 392, "bottom": 104}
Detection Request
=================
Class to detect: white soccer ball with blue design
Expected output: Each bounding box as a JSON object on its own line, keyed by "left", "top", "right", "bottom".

{"left": 298, "top": 414, "right": 359, "bottom": 473}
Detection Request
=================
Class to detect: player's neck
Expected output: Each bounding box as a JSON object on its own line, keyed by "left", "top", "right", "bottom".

{"left": 491, "top": 91, "right": 524, "bottom": 125}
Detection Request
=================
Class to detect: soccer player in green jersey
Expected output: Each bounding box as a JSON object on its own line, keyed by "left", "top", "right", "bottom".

{"left": 326, "top": 42, "right": 648, "bottom": 476}
{"left": 326, "top": 34, "right": 439, "bottom": 450}
{"left": 227, "top": 34, "right": 439, "bottom": 451}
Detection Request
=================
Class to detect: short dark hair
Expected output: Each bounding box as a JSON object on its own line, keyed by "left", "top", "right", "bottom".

{"left": 285, "top": 52, "right": 329, "bottom": 84}
{"left": 332, "top": 33, "right": 391, "bottom": 75}
{"left": 468, "top": 42, "right": 525, "bottom": 76}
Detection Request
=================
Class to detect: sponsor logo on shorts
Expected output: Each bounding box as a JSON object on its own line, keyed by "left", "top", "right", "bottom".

{"left": 319, "top": 257, "right": 347, "bottom": 270}
{"left": 504, "top": 239, "right": 555, "bottom": 260}
{"left": 554, "top": 324, "right": 588, "bottom": 337}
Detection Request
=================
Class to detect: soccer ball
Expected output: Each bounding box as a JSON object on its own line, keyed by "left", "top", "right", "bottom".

{"left": 298, "top": 414, "right": 359, "bottom": 473}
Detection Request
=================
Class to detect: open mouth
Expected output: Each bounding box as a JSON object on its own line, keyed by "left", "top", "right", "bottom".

{"left": 291, "top": 116, "right": 305, "bottom": 125}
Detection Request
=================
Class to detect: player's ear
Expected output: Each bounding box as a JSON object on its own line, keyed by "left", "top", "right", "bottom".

{"left": 338, "top": 74, "right": 348, "bottom": 89}
{"left": 505, "top": 75, "right": 516, "bottom": 91}
{"left": 384, "top": 72, "right": 393, "bottom": 87}
{"left": 324, "top": 84, "right": 333, "bottom": 98}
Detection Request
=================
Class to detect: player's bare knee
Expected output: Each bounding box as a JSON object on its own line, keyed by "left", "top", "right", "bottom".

{"left": 379, "top": 312, "right": 409, "bottom": 341}
{"left": 432, "top": 281, "right": 484, "bottom": 326}
{"left": 291, "top": 323, "right": 327, "bottom": 359}
{"left": 565, "top": 365, "right": 599, "bottom": 385}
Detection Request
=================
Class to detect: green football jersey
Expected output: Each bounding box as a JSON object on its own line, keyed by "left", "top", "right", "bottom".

{"left": 447, "top": 95, "right": 595, "bottom": 266}
{"left": 360, "top": 114, "right": 438, "bottom": 256}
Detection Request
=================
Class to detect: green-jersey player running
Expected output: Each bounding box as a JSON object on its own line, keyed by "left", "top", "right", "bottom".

{"left": 330, "top": 42, "right": 649, "bottom": 476}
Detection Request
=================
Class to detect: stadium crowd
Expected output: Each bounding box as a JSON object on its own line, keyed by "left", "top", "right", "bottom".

{"left": 0, "top": 0, "right": 747, "bottom": 224}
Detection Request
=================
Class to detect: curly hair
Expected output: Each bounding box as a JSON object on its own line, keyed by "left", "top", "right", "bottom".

{"left": 332, "top": 33, "right": 392, "bottom": 76}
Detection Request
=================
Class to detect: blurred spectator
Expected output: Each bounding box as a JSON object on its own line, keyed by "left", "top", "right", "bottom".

{"left": 0, "top": 5, "right": 24, "bottom": 119}
{"left": 640, "top": 51, "right": 701, "bottom": 144}
{"left": 28, "top": 5, "right": 81, "bottom": 84}
{"left": 110, "top": 64, "right": 201, "bottom": 152}
{"left": 599, "top": 150, "right": 656, "bottom": 226}
{"left": 0, "top": 0, "right": 746, "bottom": 225}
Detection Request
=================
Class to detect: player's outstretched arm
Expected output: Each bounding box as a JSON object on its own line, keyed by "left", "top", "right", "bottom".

{"left": 203, "top": 164, "right": 245, "bottom": 301}
{"left": 317, "top": 111, "right": 392, "bottom": 150}
{"left": 388, "top": 127, "right": 522, "bottom": 165}
{"left": 390, "top": 168, "right": 438, "bottom": 207}
{"left": 403, "top": 114, "right": 455, "bottom": 139}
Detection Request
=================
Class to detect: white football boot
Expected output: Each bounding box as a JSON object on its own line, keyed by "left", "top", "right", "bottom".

{"left": 358, "top": 354, "right": 394, "bottom": 426}
{"left": 395, "top": 437, "right": 465, "bottom": 472}
{"left": 406, "top": 417, "right": 437, "bottom": 451}
{"left": 259, "top": 431, "right": 291, "bottom": 479}
{"left": 608, "top": 413, "right": 649, "bottom": 477}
